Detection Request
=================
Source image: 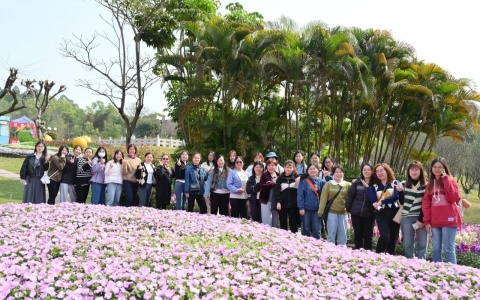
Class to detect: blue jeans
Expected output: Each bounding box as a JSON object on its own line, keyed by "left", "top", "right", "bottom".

{"left": 91, "top": 183, "right": 106, "bottom": 205}
{"left": 302, "top": 211, "right": 321, "bottom": 239}
{"left": 123, "top": 180, "right": 138, "bottom": 207}
{"left": 138, "top": 184, "right": 153, "bottom": 207}
{"left": 431, "top": 227, "right": 457, "bottom": 264}
{"left": 326, "top": 213, "right": 348, "bottom": 245}
{"left": 174, "top": 181, "right": 186, "bottom": 210}
{"left": 401, "top": 216, "right": 428, "bottom": 259}
{"left": 106, "top": 183, "right": 122, "bottom": 206}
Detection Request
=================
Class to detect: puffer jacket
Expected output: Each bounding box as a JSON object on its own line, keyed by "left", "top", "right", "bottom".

{"left": 346, "top": 179, "right": 375, "bottom": 218}
{"left": 273, "top": 173, "right": 298, "bottom": 209}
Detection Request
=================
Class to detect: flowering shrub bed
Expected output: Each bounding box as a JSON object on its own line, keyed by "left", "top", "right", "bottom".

{"left": 457, "top": 224, "right": 480, "bottom": 255}
{"left": 1, "top": 204, "right": 480, "bottom": 299}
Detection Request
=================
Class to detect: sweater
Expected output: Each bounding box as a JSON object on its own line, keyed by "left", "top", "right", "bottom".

{"left": 74, "top": 155, "right": 92, "bottom": 186}
{"left": 319, "top": 180, "right": 351, "bottom": 216}
{"left": 90, "top": 157, "right": 106, "bottom": 184}
{"left": 273, "top": 173, "right": 298, "bottom": 209}
{"left": 122, "top": 156, "right": 142, "bottom": 183}
{"left": 226, "top": 169, "right": 248, "bottom": 199}
{"left": 297, "top": 176, "right": 326, "bottom": 211}
{"left": 422, "top": 176, "right": 462, "bottom": 228}
{"left": 104, "top": 160, "right": 123, "bottom": 184}
{"left": 399, "top": 180, "right": 425, "bottom": 221}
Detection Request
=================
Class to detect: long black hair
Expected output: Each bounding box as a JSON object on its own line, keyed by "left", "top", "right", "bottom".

{"left": 56, "top": 145, "right": 69, "bottom": 157}
{"left": 94, "top": 146, "right": 108, "bottom": 161}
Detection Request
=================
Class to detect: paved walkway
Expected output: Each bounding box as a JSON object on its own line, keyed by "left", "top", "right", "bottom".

{"left": 0, "top": 169, "right": 20, "bottom": 180}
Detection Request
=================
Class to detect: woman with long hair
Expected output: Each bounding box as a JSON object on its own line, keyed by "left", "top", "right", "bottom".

{"left": 46, "top": 145, "right": 68, "bottom": 205}
{"left": 184, "top": 152, "right": 208, "bottom": 214}
{"left": 423, "top": 157, "right": 462, "bottom": 264}
{"left": 60, "top": 145, "right": 82, "bottom": 203}
{"left": 20, "top": 140, "right": 50, "bottom": 204}
{"left": 260, "top": 158, "right": 280, "bottom": 226}
{"left": 274, "top": 160, "right": 299, "bottom": 233}
{"left": 90, "top": 147, "right": 108, "bottom": 205}
{"left": 367, "top": 163, "right": 400, "bottom": 254}
{"left": 174, "top": 150, "right": 189, "bottom": 210}
{"left": 246, "top": 161, "right": 264, "bottom": 222}
{"left": 397, "top": 161, "right": 428, "bottom": 259}
{"left": 136, "top": 152, "right": 155, "bottom": 207}
{"left": 74, "top": 147, "right": 93, "bottom": 204}
{"left": 293, "top": 150, "right": 308, "bottom": 175}
{"left": 204, "top": 155, "right": 230, "bottom": 216}
{"left": 227, "top": 150, "right": 237, "bottom": 170}
{"left": 155, "top": 153, "right": 175, "bottom": 210}
{"left": 245, "top": 152, "right": 265, "bottom": 177}
{"left": 105, "top": 150, "right": 124, "bottom": 207}
{"left": 345, "top": 164, "right": 375, "bottom": 250}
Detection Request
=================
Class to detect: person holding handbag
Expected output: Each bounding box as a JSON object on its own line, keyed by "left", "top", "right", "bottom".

{"left": 366, "top": 163, "right": 400, "bottom": 254}
{"left": 422, "top": 157, "right": 462, "bottom": 264}
{"left": 204, "top": 155, "right": 230, "bottom": 216}
{"left": 319, "top": 165, "right": 351, "bottom": 245}
{"left": 185, "top": 152, "right": 208, "bottom": 214}
{"left": 46, "top": 145, "right": 68, "bottom": 205}
{"left": 297, "top": 163, "right": 326, "bottom": 239}
{"left": 397, "top": 161, "right": 428, "bottom": 259}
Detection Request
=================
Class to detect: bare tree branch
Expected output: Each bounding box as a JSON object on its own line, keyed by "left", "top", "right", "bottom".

{"left": 0, "top": 68, "right": 29, "bottom": 116}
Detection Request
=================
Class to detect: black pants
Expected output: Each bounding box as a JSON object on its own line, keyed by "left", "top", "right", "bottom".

{"left": 47, "top": 180, "right": 60, "bottom": 205}
{"left": 351, "top": 214, "right": 376, "bottom": 250}
{"left": 230, "top": 198, "right": 247, "bottom": 218}
{"left": 158, "top": 204, "right": 168, "bottom": 210}
{"left": 375, "top": 208, "right": 400, "bottom": 254}
{"left": 75, "top": 184, "right": 90, "bottom": 204}
{"left": 188, "top": 194, "right": 207, "bottom": 214}
{"left": 211, "top": 192, "right": 230, "bottom": 216}
{"left": 279, "top": 206, "right": 300, "bottom": 233}
{"left": 249, "top": 198, "right": 261, "bottom": 222}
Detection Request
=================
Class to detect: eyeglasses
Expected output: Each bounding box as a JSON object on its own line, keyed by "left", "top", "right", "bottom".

{"left": 162, "top": 158, "right": 169, "bottom": 160}
{"left": 235, "top": 161, "right": 243, "bottom": 164}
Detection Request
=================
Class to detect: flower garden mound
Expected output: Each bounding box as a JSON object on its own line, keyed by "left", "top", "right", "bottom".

{"left": 1, "top": 204, "right": 479, "bottom": 299}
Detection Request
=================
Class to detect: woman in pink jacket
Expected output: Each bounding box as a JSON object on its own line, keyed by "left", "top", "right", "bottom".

{"left": 422, "top": 157, "right": 462, "bottom": 264}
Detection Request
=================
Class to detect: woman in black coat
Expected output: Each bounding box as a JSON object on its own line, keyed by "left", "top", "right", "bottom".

{"left": 155, "top": 153, "right": 175, "bottom": 209}
{"left": 20, "top": 140, "right": 50, "bottom": 204}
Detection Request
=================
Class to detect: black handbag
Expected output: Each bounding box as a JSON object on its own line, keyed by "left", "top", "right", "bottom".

{"left": 189, "top": 183, "right": 200, "bottom": 194}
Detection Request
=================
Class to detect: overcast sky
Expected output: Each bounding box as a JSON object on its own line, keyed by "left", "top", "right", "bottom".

{"left": 1, "top": 0, "right": 479, "bottom": 115}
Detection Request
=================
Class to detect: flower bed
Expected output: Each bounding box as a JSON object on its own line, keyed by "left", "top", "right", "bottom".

{"left": 1, "top": 204, "right": 480, "bottom": 299}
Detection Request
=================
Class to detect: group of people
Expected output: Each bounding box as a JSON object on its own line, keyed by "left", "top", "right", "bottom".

{"left": 20, "top": 141, "right": 463, "bottom": 264}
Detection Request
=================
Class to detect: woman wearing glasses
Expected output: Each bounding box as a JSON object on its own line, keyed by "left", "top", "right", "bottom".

{"left": 155, "top": 153, "right": 175, "bottom": 210}
{"left": 227, "top": 156, "right": 248, "bottom": 218}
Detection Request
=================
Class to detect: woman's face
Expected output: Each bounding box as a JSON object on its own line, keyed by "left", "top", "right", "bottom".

{"left": 267, "top": 163, "right": 276, "bottom": 173}
{"left": 362, "top": 165, "right": 372, "bottom": 179}
{"left": 235, "top": 158, "right": 244, "bottom": 170}
{"left": 432, "top": 162, "right": 445, "bottom": 178}
{"left": 128, "top": 146, "right": 136, "bottom": 156}
{"left": 74, "top": 147, "right": 82, "bottom": 157}
{"left": 208, "top": 153, "right": 215, "bottom": 162}
{"left": 161, "top": 155, "right": 169, "bottom": 165}
{"left": 333, "top": 168, "right": 344, "bottom": 182}
{"left": 181, "top": 152, "right": 188, "bottom": 162}
{"left": 192, "top": 154, "right": 201, "bottom": 165}
{"left": 324, "top": 158, "right": 333, "bottom": 170}
{"left": 295, "top": 153, "right": 303, "bottom": 164}
{"left": 84, "top": 149, "right": 93, "bottom": 159}
{"left": 216, "top": 157, "right": 225, "bottom": 168}
{"left": 375, "top": 166, "right": 387, "bottom": 182}
{"left": 307, "top": 165, "right": 319, "bottom": 177}
{"left": 284, "top": 164, "right": 294, "bottom": 176}
{"left": 115, "top": 152, "right": 123, "bottom": 161}
{"left": 36, "top": 143, "right": 45, "bottom": 153}
{"left": 145, "top": 154, "right": 154, "bottom": 163}
{"left": 409, "top": 166, "right": 421, "bottom": 180}
{"left": 310, "top": 155, "right": 320, "bottom": 165}
{"left": 254, "top": 164, "right": 263, "bottom": 175}
{"left": 229, "top": 153, "right": 236, "bottom": 162}
{"left": 61, "top": 148, "right": 68, "bottom": 156}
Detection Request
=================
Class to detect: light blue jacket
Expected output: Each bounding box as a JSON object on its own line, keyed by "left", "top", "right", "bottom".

{"left": 204, "top": 168, "right": 229, "bottom": 198}
{"left": 227, "top": 169, "right": 245, "bottom": 194}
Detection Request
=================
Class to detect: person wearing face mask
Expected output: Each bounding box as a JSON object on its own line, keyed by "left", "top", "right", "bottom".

{"left": 60, "top": 145, "right": 82, "bottom": 203}
{"left": 136, "top": 152, "right": 156, "bottom": 207}
{"left": 90, "top": 147, "right": 108, "bottom": 205}
{"left": 74, "top": 147, "right": 93, "bottom": 204}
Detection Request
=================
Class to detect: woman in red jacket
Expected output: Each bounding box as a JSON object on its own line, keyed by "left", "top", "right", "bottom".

{"left": 422, "top": 157, "right": 462, "bottom": 264}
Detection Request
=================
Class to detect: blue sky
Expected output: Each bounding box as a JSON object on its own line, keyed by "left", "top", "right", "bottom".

{"left": 1, "top": 0, "right": 479, "bottom": 114}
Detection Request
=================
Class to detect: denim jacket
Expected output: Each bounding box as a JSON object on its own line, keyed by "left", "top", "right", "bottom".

{"left": 184, "top": 164, "right": 206, "bottom": 194}
{"left": 204, "top": 168, "right": 229, "bottom": 198}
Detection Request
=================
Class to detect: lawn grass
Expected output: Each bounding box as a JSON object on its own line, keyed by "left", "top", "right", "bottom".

{"left": 0, "top": 157, "right": 24, "bottom": 173}
{"left": 0, "top": 177, "right": 22, "bottom": 204}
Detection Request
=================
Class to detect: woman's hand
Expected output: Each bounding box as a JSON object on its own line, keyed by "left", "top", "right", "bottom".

{"left": 425, "top": 224, "right": 431, "bottom": 234}
{"left": 299, "top": 209, "right": 305, "bottom": 216}
{"left": 237, "top": 188, "right": 244, "bottom": 193}
{"left": 185, "top": 193, "right": 190, "bottom": 198}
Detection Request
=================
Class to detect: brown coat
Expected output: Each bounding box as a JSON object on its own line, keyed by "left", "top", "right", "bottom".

{"left": 48, "top": 155, "right": 66, "bottom": 182}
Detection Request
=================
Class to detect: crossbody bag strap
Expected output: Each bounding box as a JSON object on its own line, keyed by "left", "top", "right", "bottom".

{"left": 328, "top": 185, "right": 343, "bottom": 204}
{"left": 306, "top": 178, "right": 319, "bottom": 199}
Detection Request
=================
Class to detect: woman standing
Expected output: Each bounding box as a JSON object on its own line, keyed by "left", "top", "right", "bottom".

{"left": 345, "top": 164, "right": 375, "bottom": 250}
{"left": 90, "top": 147, "right": 108, "bottom": 205}
{"left": 74, "top": 147, "right": 93, "bottom": 204}
{"left": 174, "top": 150, "right": 189, "bottom": 211}
{"left": 227, "top": 150, "right": 237, "bottom": 170}
{"left": 320, "top": 156, "right": 335, "bottom": 180}
{"left": 319, "top": 165, "right": 351, "bottom": 245}
{"left": 245, "top": 152, "right": 264, "bottom": 177}
{"left": 246, "top": 161, "right": 264, "bottom": 222}
{"left": 46, "top": 145, "right": 67, "bottom": 205}
{"left": 105, "top": 150, "right": 123, "bottom": 207}
{"left": 136, "top": 152, "right": 156, "bottom": 207}
{"left": 259, "top": 158, "right": 280, "bottom": 226}
{"left": 297, "top": 163, "right": 326, "bottom": 239}
{"left": 185, "top": 152, "right": 207, "bottom": 213}
{"left": 367, "top": 163, "right": 400, "bottom": 255}
{"left": 293, "top": 151, "right": 308, "bottom": 175}
{"left": 122, "top": 144, "right": 142, "bottom": 207}
{"left": 204, "top": 155, "right": 230, "bottom": 216}
{"left": 309, "top": 152, "right": 321, "bottom": 166}
{"left": 397, "top": 161, "right": 428, "bottom": 259}
{"left": 227, "top": 156, "right": 248, "bottom": 218}
{"left": 60, "top": 145, "right": 82, "bottom": 203}
{"left": 274, "top": 160, "right": 299, "bottom": 233}
{"left": 423, "top": 157, "right": 462, "bottom": 264}
{"left": 154, "top": 154, "right": 175, "bottom": 210}
{"left": 201, "top": 151, "right": 215, "bottom": 174}
{"left": 20, "top": 140, "right": 50, "bottom": 204}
